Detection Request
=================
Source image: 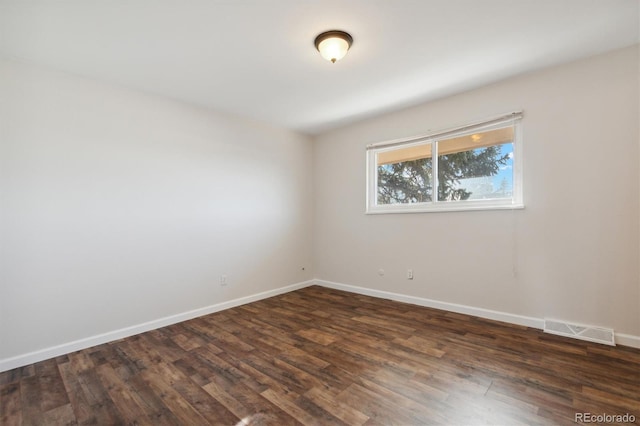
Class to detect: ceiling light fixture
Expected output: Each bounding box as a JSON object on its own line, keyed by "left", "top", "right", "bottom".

{"left": 314, "top": 30, "right": 353, "bottom": 63}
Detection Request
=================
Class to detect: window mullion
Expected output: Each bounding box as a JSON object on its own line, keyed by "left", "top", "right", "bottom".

{"left": 432, "top": 141, "right": 438, "bottom": 204}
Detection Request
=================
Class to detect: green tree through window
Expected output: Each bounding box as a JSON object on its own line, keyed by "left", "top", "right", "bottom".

{"left": 377, "top": 146, "right": 510, "bottom": 204}
{"left": 378, "top": 159, "right": 432, "bottom": 204}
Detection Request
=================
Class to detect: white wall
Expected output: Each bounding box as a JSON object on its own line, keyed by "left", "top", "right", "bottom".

{"left": 314, "top": 46, "right": 640, "bottom": 338}
{"left": 0, "top": 59, "right": 314, "bottom": 362}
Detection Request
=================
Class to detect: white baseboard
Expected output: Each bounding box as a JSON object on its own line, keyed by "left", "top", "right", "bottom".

{"left": 3, "top": 278, "right": 638, "bottom": 372}
{"left": 313, "top": 279, "right": 543, "bottom": 328}
{"left": 616, "top": 333, "right": 640, "bottom": 348}
{"left": 0, "top": 280, "right": 314, "bottom": 373}
{"left": 313, "top": 279, "right": 640, "bottom": 349}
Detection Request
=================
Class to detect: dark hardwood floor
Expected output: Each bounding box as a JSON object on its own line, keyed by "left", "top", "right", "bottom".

{"left": 1, "top": 285, "right": 639, "bottom": 425}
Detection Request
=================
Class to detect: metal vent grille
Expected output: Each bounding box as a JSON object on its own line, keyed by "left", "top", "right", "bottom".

{"left": 544, "top": 319, "right": 615, "bottom": 346}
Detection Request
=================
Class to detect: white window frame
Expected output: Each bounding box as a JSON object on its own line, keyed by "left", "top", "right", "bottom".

{"left": 366, "top": 112, "right": 524, "bottom": 214}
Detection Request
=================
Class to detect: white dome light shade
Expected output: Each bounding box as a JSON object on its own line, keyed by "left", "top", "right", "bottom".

{"left": 314, "top": 30, "right": 353, "bottom": 63}
{"left": 317, "top": 37, "right": 349, "bottom": 63}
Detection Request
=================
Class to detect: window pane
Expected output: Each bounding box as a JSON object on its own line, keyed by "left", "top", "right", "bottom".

{"left": 437, "top": 127, "right": 514, "bottom": 202}
{"left": 377, "top": 143, "right": 433, "bottom": 204}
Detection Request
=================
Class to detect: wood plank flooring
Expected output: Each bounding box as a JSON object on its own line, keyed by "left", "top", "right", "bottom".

{"left": 1, "top": 285, "right": 639, "bottom": 425}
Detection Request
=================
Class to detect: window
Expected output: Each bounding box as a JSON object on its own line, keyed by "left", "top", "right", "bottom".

{"left": 366, "top": 112, "right": 523, "bottom": 213}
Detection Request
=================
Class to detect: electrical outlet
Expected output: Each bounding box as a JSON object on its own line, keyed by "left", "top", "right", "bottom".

{"left": 220, "top": 275, "right": 228, "bottom": 286}
{"left": 407, "top": 269, "right": 413, "bottom": 280}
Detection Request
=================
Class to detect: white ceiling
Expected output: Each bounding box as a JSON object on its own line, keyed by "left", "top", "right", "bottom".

{"left": 1, "top": 0, "right": 638, "bottom": 135}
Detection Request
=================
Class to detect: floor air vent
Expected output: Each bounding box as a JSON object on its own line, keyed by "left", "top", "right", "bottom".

{"left": 544, "top": 319, "right": 615, "bottom": 346}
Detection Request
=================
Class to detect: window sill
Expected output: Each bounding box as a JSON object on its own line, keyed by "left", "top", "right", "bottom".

{"left": 366, "top": 200, "right": 524, "bottom": 214}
